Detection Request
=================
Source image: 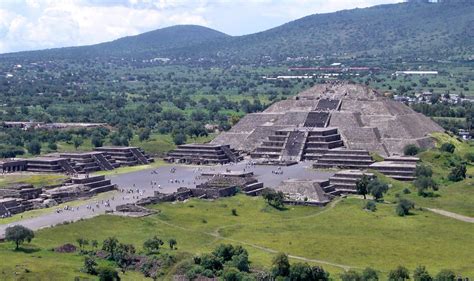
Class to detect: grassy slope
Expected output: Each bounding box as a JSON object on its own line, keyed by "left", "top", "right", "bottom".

{"left": 1, "top": 195, "right": 472, "bottom": 280}
{"left": 381, "top": 133, "right": 474, "bottom": 216}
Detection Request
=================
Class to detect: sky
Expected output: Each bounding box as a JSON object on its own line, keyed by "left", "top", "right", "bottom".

{"left": 0, "top": 0, "right": 402, "bottom": 54}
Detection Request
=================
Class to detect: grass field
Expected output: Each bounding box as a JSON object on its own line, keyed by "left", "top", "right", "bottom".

{"left": 0, "top": 173, "right": 67, "bottom": 189}
{"left": 1, "top": 195, "right": 472, "bottom": 280}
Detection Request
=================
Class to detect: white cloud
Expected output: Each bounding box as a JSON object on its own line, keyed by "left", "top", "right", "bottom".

{"left": 0, "top": 0, "right": 400, "bottom": 54}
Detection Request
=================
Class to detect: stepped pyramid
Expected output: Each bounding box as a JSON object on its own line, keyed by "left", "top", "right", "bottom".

{"left": 212, "top": 83, "right": 443, "bottom": 157}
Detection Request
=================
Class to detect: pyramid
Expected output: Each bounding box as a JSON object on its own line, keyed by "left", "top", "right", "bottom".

{"left": 211, "top": 83, "right": 443, "bottom": 157}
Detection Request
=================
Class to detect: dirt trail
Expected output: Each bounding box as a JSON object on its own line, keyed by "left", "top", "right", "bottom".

{"left": 425, "top": 208, "right": 474, "bottom": 223}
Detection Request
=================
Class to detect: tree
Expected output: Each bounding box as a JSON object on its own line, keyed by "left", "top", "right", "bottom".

{"left": 413, "top": 265, "right": 432, "bottom": 281}
{"left": 448, "top": 164, "right": 466, "bottom": 182}
{"left": 91, "top": 135, "right": 104, "bottom": 147}
{"left": 5, "top": 225, "right": 34, "bottom": 250}
{"left": 143, "top": 236, "right": 164, "bottom": 254}
{"left": 73, "top": 136, "right": 84, "bottom": 150}
{"left": 356, "top": 175, "right": 370, "bottom": 199}
{"left": 271, "top": 253, "right": 290, "bottom": 277}
{"left": 440, "top": 143, "right": 455, "bottom": 153}
{"left": 102, "top": 237, "right": 119, "bottom": 257}
{"left": 26, "top": 140, "right": 41, "bottom": 155}
{"left": 396, "top": 198, "right": 415, "bottom": 216}
{"left": 97, "top": 266, "right": 120, "bottom": 281}
{"left": 77, "top": 237, "right": 86, "bottom": 250}
{"left": 388, "top": 266, "right": 410, "bottom": 281}
{"left": 309, "top": 266, "right": 330, "bottom": 281}
{"left": 262, "top": 189, "right": 285, "bottom": 209}
{"left": 362, "top": 267, "right": 379, "bottom": 280}
{"left": 340, "top": 270, "right": 362, "bottom": 281}
{"left": 434, "top": 269, "right": 456, "bottom": 281}
{"left": 414, "top": 176, "right": 438, "bottom": 197}
{"left": 82, "top": 256, "right": 97, "bottom": 275}
{"left": 168, "top": 238, "right": 177, "bottom": 250}
{"left": 47, "top": 141, "right": 57, "bottom": 151}
{"left": 91, "top": 240, "right": 99, "bottom": 250}
{"left": 367, "top": 179, "right": 389, "bottom": 201}
{"left": 404, "top": 144, "right": 419, "bottom": 156}
{"left": 172, "top": 133, "right": 187, "bottom": 145}
{"left": 138, "top": 128, "right": 151, "bottom": 142}
{"left": 415, "top": 164, "right": 433, "bottom": 178}
{"left": 289, "top": 262, "right": 313, "bottom": 281}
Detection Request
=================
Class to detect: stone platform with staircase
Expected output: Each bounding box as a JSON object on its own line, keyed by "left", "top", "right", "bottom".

{"left": 94, "top": 146, "right": 154, "bottom": 166}
{"left": 166, "top": 144, "right": 242, "bottom": 165}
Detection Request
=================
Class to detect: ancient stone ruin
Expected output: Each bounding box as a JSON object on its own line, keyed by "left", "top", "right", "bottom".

{"left": 0, "top": 146, "right": 153, "bottom": 175}
{"left": 0, "top": 175, "right": 116, "bottom": 218}
{"left": 212, "top": 83, "right": 443, "bottom": 157}
{"left": 165, "top": 144, "right": 242, "bottom": 165}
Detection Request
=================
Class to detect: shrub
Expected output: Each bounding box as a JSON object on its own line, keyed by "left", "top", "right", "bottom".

{"left": 388, "top": 266, "right": 410, "bottom": 281}
{"left": 434, "top": 269, "right": 456, "bottom": 281}
{"left": 396, "top": 199, "right": 415, "bottom": 216}
{"left": 340, "top": 270, "right": 362, "bottom": 281}
{"left": 402, "top": 188, "right": 411, "bottom": 194}
{"left": 97, "top": 266, "right": 120, "bottom": 281}
{"left": 415, "top": 164, "right": 433, "bottom": 178}
{"left": 404, "top": 144, "right": 419, "bottom": 156}
{"left": 367, "top": 178, "right": 389, "bottom": 201}
{"left": 465, "top": 152, "right": 474, "bottom": 163}
{"left": 448, "top": 164, "right": 466, "bottom": 182}
{"left": 440, "top": 143, "right": 455, "bottom": 153}
{"left": 362, "top": 267, "right": 379, "bottom": 281}
{"left": 413, "top": 265, "right": 432, "bottom": 281}
{"left": 231, "top": 209, "right": 238, "bottom": 216}
{"left": 364, "top": 201, "right": 377, "bottom": 212}
{"left": 414, "top": 176, "right": 438, "bottom": 197}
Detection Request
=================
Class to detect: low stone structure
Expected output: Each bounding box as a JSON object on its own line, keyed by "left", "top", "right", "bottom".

{"left": 275, "top": 179, "right": 331, "bottom": 206}
{"left": 325, "top": 170, "right": 375, "bottom": 195}
{"left": 369, "top": 156, "right": 419, "bottom": 181}
{"left": 0, "top": 159, "right": 27, "bottom": 173}
{"left": 312, "top": 149, "right": 374, "bottom": 169}
{"left": 0, "top": 175, "right": 116, "bottom": 218}
{"left": 94, "top": 146, "right": 154, "bottom": 166}
{"left": 59, "top": 152, "right": 119, "bottom": 172}
{"left": 166, "top": 144, "right": 242, "bottom": 165}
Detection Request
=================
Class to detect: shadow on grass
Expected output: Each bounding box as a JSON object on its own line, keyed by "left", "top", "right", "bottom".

{"left": 14, "top": 247, "right": 41, "bottom": 254}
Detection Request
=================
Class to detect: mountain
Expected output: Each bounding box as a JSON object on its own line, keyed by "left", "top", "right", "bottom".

{"left": 1, "top": 1, "right": 473, "bottom": 62}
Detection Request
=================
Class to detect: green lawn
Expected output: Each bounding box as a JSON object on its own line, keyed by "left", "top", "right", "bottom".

{"left": 0, "top": 173, "right": 67, "bottom": 189}
{"left": 1, "top": 195, "right": 472, "bottom": 280}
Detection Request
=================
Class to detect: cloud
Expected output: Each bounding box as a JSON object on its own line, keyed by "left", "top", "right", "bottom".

{"left": 0, "top": 0, "right": 400, "bottom": 54}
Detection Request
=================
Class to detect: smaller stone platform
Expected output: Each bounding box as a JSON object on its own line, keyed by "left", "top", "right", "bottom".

{"left": 166, "top": 144, "right": 242, "bottom": 165}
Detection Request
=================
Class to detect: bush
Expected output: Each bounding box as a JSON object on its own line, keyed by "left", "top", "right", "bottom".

{"left": 434, "top": 269, "right": 456, "bottom": 281}
{"left": 97, "top": 266, "right": 120, "bottom": 281}
{"left": 231, "top": 209, "right": 238, "bottom": 216}
{"left": 396, "top": 199, "right": 415, "bottom": 216}
{"left": 402, "top": 188, "right": 411, "bottom": 194}
{"left": 404, "top": 144, "right": 419, "bottom": 156}
{"left": 413, "top": 265, "right": 432, "bottom": 281}
{"left": 388, "top": 266, "right": 410, "bottom": 281}
{"left": 364, "top": 201, "right": 377, "bottom": 212}
{"left": 367, "top": 178, "right": 389, "bottom": 201}
{"left": 465, "top": 152, "right": 474, "bottom": 163}
{"left": 415, "top": 164, "right": 433, "bottom": 178}
{"left": 26, "top": 140, "right": 41, "bottom": 155}
{"left": 448, "top": 164, "right": 466, "bottom": 182}
{"left": 414, "top": 176, "right": 438, "bottom": 197}
{"left": 340, "top": 270, "right": 362, "bottom": 281}
{"left": 362, "top": 267, "right": 379, "bottom": 280}
{"left": 440, "top": 143, "right": 455, "bottom": 153}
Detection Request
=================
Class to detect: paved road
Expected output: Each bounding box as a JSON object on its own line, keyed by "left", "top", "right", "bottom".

{"left": 0, "top": 161, "right": 333, "bottom": 238}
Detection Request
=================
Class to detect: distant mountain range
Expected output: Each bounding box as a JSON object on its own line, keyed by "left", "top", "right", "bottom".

{"left": 2, "top": 1, "right": 473, "bottom": 63}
